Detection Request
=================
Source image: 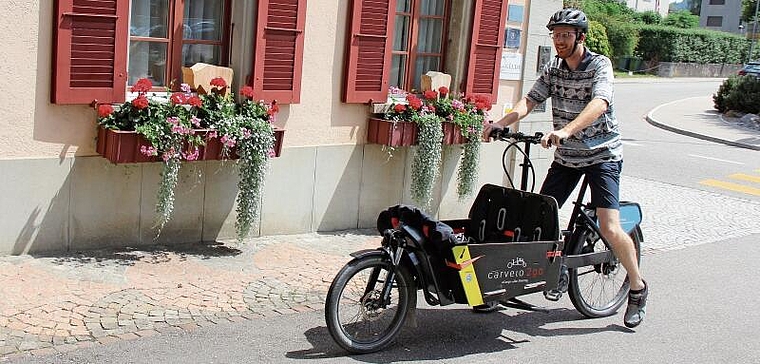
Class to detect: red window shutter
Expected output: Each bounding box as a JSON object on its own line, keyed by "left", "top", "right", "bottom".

{"left": 252, "top": 0, "right": 307, "bottom": 104}
{"left": 464, "top": 0, "right": 508, "bottom": 102}
{"left": 52, "top": 0, "right": 128, "bottom": 105}
{"left": 342, "top": 0, "right": 396, "bottom": 104}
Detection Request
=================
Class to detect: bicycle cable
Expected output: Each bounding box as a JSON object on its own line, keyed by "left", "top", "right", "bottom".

{"left": 501, "top": 140, "right": 537, "bottom": 193}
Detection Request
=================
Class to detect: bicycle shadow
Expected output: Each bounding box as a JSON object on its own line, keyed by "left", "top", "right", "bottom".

{"left": 286, "top": 305, "right": 632, "bottom": 361}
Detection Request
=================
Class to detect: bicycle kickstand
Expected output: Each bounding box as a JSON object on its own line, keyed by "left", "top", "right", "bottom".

{"left": 500, "top": 297, "right": 550, "bottom": 313}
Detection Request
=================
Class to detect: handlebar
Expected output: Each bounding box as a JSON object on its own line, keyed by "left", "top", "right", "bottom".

{"left": 489, "top": 127, "right": 564, "bottom": 146}
{"left": 490, "top": 127, "right": 544, "bottom": 144}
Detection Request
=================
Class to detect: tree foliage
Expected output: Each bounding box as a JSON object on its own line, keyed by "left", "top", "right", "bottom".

{"left": 633, "top": 11, "right": 662, "bottom": 25}
{"left": 743, "top": 0, "right": 759, "bottom": 23}
{"left": 580, "top": 0, "right": 634, "bottom": 21}
{"left": 585, "top": 20, "right": 612, "bottom": 58}
{"left": 662, "top": 10, "right": 700, "bottom": 29}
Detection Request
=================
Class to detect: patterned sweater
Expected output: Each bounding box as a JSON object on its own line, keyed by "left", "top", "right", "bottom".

{"left": 526, "top": 48, "right": 623, "bottom": 167}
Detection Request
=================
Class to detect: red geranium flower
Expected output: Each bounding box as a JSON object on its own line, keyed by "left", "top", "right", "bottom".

{"left": 267, "top": 101, "right": 280, "bottom": 116}
{"left": 132, "top": 95, "right": 149, "bottom": 109}
{"left": 393, "top": 104, "right": 407, "bottom": 113}
{"left": 97, "top": 104, "right": 113, "bottom": 118}
{"left": 210, "top": 77, "right": 227, "bottom": 88}
{"left": 438, "top": 86, "right": 449, "bottom": 97}
{"left": 170, "top": 92, "right": 186, "bottom": 105}
{"left": 423, "top": 90, "right": 437, "bottom": 100}
{"left": 131, "top": 78, "right": 153, "bottom": 93}
{"left": 187, "top": 95, "right": 202, "bottom": 108}
{"left": 407, "top": 95, "right": 423, "bottom": 110}
{"left": 239, "top": 86, "right": 255, "bottom": 99}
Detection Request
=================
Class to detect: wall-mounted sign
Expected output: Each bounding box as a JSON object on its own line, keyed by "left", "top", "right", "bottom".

{"left": 537, "top": 45, "right": 552, "bottom": 74}
{"left": 500, "top": 52, "right": 522, "bottom": 80}
{"left": 508, "top": 4, "right": 524, "bottom": 23}
{"left": 505, "top": 28, "right": 521, "bottom": 49}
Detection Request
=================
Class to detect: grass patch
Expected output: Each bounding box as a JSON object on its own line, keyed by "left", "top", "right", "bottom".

{"left": 613, "top": 71, "right": 658, "bottom": 78}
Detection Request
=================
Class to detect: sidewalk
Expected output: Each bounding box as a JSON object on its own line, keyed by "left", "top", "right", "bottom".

{"left": 0, "top": 231, "right": 379, "bottom": 360}
{"left": 645, "top": 95, "right": 760, "bottom": 151}
{"left": 2, "top": 91, "right": 759, "bottom": 361}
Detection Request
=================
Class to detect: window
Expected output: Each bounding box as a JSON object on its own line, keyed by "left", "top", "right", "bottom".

{"left": 53, "top": 0, "right": 306, "bottom": 105}
{"left": 128, "top": 0, "right": 231, "bottom": 88}
{"left": 390, "top": 0, "right": 450, "bottom": 91}
{"left": 706, "top": 16, "right": 723, "bottom": 27}
{"left": 708, "top": 0, "right": 725, "bottom": 5}
{"left": 343, "top": 0, "right": 507, "bottom": 104}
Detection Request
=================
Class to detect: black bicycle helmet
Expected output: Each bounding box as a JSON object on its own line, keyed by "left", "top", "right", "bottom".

{"left": 546, "top": 8, "right": 588, "bottom": 33}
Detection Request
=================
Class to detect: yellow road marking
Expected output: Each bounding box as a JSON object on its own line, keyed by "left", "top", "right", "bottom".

{"left": 729, "top": 173, "right": 760, "bottom": 184}
{"left": 700, "top": 179, "right": 760, "bottom": 196}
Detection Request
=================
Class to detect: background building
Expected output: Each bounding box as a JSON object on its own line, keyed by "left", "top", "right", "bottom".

{"left": 699, "top": 0, "right": 743, "bottom": 34}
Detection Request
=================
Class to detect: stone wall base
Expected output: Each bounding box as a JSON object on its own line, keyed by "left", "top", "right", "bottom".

{"left": 657, "top": 62, "right": 743, "bottom": 78}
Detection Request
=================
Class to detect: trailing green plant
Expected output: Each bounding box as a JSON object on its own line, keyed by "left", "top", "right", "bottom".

{"left": 95, "top": 77, "right": 280, "bottom": 239}
{"left": 384, "top": 87, "right": 491, "bottom": 202}
{"left": 427, "top": 88, "right": 488, "bottom": 199}
{"left": 410, "top": 113, "right": 443, "bottom": 210}
{"left": 155, "top": 158, "right": 181, "bottom": 234}
{"left": 231, "top": 115, "right": 275, "bottom": 240}
{"left": 454, "top": 113, "right": 483, "bottom": 199}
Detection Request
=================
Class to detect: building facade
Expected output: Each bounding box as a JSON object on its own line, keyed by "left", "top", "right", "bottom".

{"left": 624, "top": 0, "right": 671, "bottom": 17}
{"left": 699, "top": 0, "right": 742, "bottom": 34}
{"left": 0, "top": 0, "right": 560, "bottom": 255}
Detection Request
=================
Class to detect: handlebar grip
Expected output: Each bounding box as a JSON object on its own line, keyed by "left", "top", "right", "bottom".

{"left": 488, "top": 125, "right": 508, "bottom": 139}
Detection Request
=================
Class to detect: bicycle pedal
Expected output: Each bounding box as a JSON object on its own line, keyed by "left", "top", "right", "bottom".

{"left": 544, "top": 290, "right": 562, "bottom": 301}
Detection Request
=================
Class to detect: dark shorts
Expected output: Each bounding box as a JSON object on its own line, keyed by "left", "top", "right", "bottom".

{"left": 539, "top": 160, "right": 622, "bottom": 209}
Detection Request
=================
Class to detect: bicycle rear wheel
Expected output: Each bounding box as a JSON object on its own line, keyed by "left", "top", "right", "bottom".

{"left": 324, "top": 255, "right": 415, "bottom": 354}
{"left": 568, "top": 226, "right": 642, "bottom": 318}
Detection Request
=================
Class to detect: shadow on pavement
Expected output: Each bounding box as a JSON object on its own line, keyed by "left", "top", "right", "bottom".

{"left": 287, "top": 306, "right": 631, "bottom": 362}
{"left": 30, "top": 241, "right": 244, "bottom": 267}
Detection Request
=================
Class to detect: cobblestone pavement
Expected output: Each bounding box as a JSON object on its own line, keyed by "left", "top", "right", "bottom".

{"left": 1, "top": 175, "right": 759, "bottom": 361}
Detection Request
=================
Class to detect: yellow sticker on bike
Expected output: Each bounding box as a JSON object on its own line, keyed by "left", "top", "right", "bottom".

{"left": 451, "top": 245, "right": 484, "bottom": 306}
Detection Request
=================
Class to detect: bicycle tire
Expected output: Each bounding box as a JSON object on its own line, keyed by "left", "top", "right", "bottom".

{"left": 324, "top": 255, "right": 415, "bottom": 354}
{"left": 567, "top": 226, "right": 642, "bottom": 318}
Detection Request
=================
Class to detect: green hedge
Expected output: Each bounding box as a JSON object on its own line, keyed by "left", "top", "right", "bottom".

{"left": 603, "top": 19, "right": 640, "bottom": 60}
{"left": 637, "top": 25, "right": 757, "bottom": 64}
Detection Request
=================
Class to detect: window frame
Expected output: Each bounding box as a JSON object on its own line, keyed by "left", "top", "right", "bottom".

{"left": 706, "top": 16, "right": 723, "bottom": 27}
{"left": 391, "top": 0, "right": 451, "bottom": 92}
{"left": 127, "top": 0, "right": 232, "bottom": 90}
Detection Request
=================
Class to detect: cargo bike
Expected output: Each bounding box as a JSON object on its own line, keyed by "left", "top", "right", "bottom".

{"left": 324, "top": 129, "right": 643, "bottom": 353}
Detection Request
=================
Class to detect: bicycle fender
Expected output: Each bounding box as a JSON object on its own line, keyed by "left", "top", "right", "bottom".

{"left": 349, "top": 249, "right": 385, "bottom": 259}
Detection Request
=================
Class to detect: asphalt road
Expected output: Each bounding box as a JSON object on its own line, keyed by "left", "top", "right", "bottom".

{"left": 10, "top": 232, "right": 759, "bottom": 364}
{"left": 616, "top": 79, "right": 760, "bottom": 202}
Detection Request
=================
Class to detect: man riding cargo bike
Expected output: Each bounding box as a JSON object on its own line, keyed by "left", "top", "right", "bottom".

{"left": 324, "top": 8, "right": 648, "bottom": 354}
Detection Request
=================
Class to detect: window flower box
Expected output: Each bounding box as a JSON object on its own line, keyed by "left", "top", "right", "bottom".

{"left": 96, "top": 125, "right": 285, "bottom": 163}
{"left": 366, "top": 118, "right": 485, "bottom": 147}
{"left": 442, "top": 122, "right": 467, "bottom": 145}
{"left": 366, "top": 117, "right": 418, "bottom": 147}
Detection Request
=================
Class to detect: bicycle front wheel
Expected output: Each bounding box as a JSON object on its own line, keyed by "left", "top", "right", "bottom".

{"left": 568, "top": 226, "right": 642, "bottom": 318}
{"left": 324, "top": 255, "right": 415, "bottom": 354}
